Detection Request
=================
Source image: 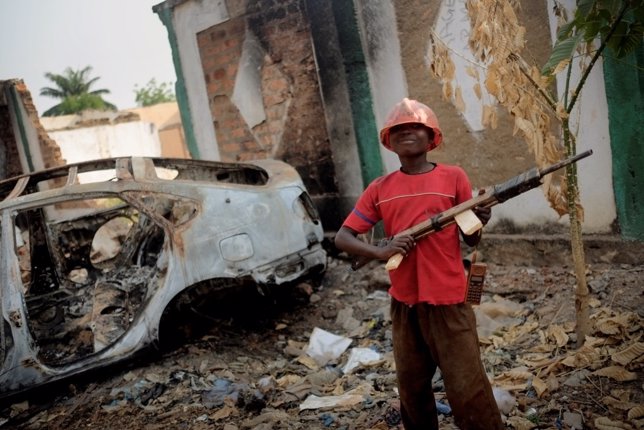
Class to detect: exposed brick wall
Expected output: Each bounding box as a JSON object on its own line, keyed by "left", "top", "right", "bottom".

{"left": 14, "top": 80, "right": 66, "bottom": 171}
{"left": 1, "top": 80, "right": 66, "bottom": 180}
{"left": 0, "top": 105, "right": 21, "bottom": 179}
{"left": 198, "top": 0, "right": 338, "bottom": 198}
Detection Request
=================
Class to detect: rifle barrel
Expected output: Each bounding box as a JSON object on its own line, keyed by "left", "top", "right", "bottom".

{"left": 539, "top": 149, "right": 593, "bottom": 177}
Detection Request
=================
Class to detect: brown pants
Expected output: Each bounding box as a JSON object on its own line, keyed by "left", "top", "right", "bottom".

{"left": 391, "top": 299, "right": 504, "bottom": 430}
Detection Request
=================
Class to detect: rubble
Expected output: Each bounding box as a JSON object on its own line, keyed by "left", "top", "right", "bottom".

{"left": 0, "top": 256, "right": 642, "bottom": 429}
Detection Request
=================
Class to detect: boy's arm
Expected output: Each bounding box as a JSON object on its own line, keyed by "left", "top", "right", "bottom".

{"left": 335, "top": 226, "right": 415, "bottom": 261}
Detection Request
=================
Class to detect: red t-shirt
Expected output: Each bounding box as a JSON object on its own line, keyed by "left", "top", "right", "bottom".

{"left": 342, "top": 164, "right": 472, "bottom": 305}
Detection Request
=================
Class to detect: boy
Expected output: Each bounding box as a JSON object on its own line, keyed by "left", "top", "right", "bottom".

{"left": 334, "top": 98, "right": 503, "bottom": 429}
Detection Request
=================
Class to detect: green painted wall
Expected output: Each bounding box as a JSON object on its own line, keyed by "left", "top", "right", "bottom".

{"left": 603, "top": 45, "right": 644, "bottom": 241}
{"left": 155, "top": 7, "right": 201, "bottom": 159}
{"left": 8, "top": 86, "right": 35, "bottom": 172}
{"left": 330, "top": 0, "right": 383, "bottom": 186}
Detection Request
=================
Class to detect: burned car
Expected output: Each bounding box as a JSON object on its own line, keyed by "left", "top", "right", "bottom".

{"left": 0, "top": 157, "right": 326, "bottom": 399}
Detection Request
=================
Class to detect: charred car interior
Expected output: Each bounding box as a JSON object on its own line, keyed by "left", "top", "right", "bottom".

{"left": 0, "top": 157, "right": 326, "bottom": 399}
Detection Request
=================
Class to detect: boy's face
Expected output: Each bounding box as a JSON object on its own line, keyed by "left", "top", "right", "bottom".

{"left": 388, "top": 123, "right": 434, "bottom": 156}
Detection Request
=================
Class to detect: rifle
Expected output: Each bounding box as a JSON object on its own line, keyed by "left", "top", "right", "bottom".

{"left": 351, "top": 149, "right": 593, "bottom": 271}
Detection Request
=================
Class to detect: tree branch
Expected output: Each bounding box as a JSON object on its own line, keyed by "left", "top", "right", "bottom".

{"left": 567, "top": 2, "right": 631, "bottom": 113}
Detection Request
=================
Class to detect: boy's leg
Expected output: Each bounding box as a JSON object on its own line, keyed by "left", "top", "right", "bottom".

{"left": 419, "top": 303, "right": 503, "bottom": 430}
{"left": 390, "top": 299, "right": 439, "bottom": 430}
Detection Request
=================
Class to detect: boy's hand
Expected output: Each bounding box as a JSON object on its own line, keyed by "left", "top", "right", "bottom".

{"left": 474, "top": 206, "right": 491, "bottom": 225}
{"left": 376, "top": 235, "right": 415, "bottom": 261}
{"left": 473, "top": 189, "right": 491, "bottom": 225}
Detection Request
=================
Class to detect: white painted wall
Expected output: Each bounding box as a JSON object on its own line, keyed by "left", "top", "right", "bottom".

{"left": 48, "top": 122, "right": 161, "bottom": 182}
{"left": 354, "top": 0, "right": 407, "bottom": 173}
{"left": 172, "top": 0, "right": 229, "bottom": 161}
{"left": 545, "top": 0, "right": 616, "bottom": 232}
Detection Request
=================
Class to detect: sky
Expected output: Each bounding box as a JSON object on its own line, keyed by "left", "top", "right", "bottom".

{"left": 0, "top": 0, "right": 177, "bottom": 115}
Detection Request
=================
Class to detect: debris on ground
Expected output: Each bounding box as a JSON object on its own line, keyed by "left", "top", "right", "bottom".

{"left": 1, "top": 257, "right": 642, "bottom": 430}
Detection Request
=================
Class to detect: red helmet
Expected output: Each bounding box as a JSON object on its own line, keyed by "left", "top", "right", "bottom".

{"left": 379, "top": 98, "right": 443, "bottom": 152}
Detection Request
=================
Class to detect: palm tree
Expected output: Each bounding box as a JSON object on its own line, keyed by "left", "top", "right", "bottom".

{"left": 40, "top": 66, "right": 117, "bottom": 116}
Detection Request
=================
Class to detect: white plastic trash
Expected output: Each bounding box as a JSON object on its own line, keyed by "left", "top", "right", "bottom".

{"left": 305, "top": 327, "right": 352, "bottom": 366}
{"left": 342, "top": 347, "right": 382, "bottom": 374}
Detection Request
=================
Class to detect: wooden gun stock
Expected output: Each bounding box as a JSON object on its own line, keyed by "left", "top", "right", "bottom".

{"left": 351, "top": 150, "right": 593, "bottom": 271}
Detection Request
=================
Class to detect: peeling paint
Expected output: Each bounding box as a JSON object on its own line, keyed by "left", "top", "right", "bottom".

{"left": 232, "top": 29, "right": 268, "bottom": 129}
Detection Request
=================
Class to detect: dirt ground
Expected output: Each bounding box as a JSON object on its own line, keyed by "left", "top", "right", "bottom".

{"left": 0, "top": 245, "right": 642, "bottom": 430}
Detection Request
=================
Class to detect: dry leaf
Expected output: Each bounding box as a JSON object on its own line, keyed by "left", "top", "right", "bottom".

{"left": 595, "top": 311, "right": 635, "bottom": 337}
{"left": 442, "top": 82, "right": 453, "bottom": 101}
{"left": 587, "top": 297, "right": 601, "bottom": 308}
{"left": 211, "top": 405, "right": 237, "bottom": 421}
{"left": 474, "top": 82, "right": 482, "bottom": 100}
{"left": 547, "top": 324, "right": 570, "bottom": 347}
{"left": 454, "top": 86, "right": 465, "bottom": 113}
{"left": 502, "top": 367, "right": 534, "bottom": 380}
{"left": 593, "top": 366, "right": 638, "bottom": 382}
{"left": 594, "top": 416, "right": 634, "bottom": 430}
{"left": 611, "top": 342, "right": 644, "bottom": 366}
{"left": 513, "top": 117, "right": 534, "bottom": 139}
{"left": 517, "top": 352, "right": 553, "bottom": 368}
{"left": 610, "top": 388, "right": 633, "bottom": 401}
{"left": 602, "top": 395, "right": 638, "bottom": 411}
{"left": 485, "top": 69, "right": 500, "bottom": 96}
{"left": 506, "top": 415, "right": 537, "bottom": 430}
{"left": 482, "top": 104, "right": 493, "bottom": 127}
{"left": 562, "top": 344, "right": 601, "bottom": 368}
{"left": 529, "top": 343, "right": 556, "bottom": 354}
{"left": 552, "top": 103, "right": 567, "bottom": 121}
{"left": 465, "top": 65, "right": 479, "bottom": 79}
{"left": 546, "top": 373, "right": 559, "bottom": 392}
{"left": 552, "top": 59, "right": 571, "bottom": 75}
{"left": 628, "top": 405, "right": 644, "bottom": 420}
{"left": 531, "top": 376, "right": 548, "bottom": 398}
{"left": 276, "top": 374, "right": 302, "bottom": 387}
{"left": 584, "top": 335, "right": 608, "bottom": 347}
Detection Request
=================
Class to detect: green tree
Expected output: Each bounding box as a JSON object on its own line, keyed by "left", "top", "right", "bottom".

{"left": 133, "top": 78, "right": 176, "bottom": 107}
{"left": 40, "top": 66, "right": 116, "bottom": 116}
{"left": 538, "top": 0, "right": 642, "bottom": 346}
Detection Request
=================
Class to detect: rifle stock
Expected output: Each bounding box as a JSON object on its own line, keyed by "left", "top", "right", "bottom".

{"left": 350, "top": 149, "right": 593, "bottom": 271}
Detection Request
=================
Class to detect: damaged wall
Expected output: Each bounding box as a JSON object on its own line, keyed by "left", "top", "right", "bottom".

{"left": 0, "top": 79, "right": 66, "bottom": 179}
{"left": 41, "top": 111, "right": 163, "bottom": 169}
{"left": 40, "top": 103, "right": 190, "bottom": 169}
{"left": 155, "top": 0, "right": 341, "bottom": 228}
{"left": 154, "top": 0, "right": 639, "bottom": 236}
{"left": 0, "top": 103, "right": 18, "bottom": 179}
{"left": 201, "top": 1, "right": 338, "bottom": 207}
{"left": 304, "top": 0, "right": 365, "bottom": 220}
{"left": 1, "top": 80, "right": 188, "bottom": 186}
